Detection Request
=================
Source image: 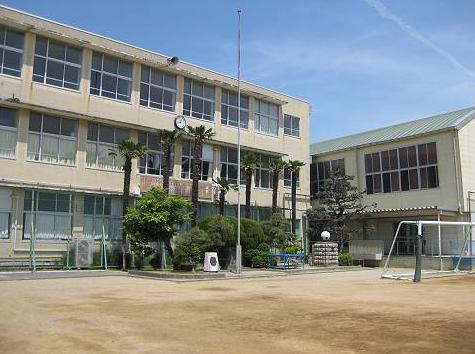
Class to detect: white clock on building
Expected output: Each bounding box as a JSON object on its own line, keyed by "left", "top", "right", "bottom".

{"left": 175, "top": 115, "right": 187, "bottom": 130}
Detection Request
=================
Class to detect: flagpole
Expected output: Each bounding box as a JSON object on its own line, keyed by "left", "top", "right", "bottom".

{"left": 236, "top": 9, "right": 242, "bottom": 274}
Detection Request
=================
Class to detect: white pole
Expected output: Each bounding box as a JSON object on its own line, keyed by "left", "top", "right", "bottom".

{"left": 102, "top": 196, "right": 108, "bottom": 270}
{"left": 236, "top": 9, "right": 242, "bottom": 275}
{"left": 438, "top": 211, "right": 442, "bottom": 270}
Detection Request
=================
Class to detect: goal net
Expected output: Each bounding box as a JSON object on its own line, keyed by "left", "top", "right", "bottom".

{"left": 381, "top": 220, "right": 475, "bottom": 281}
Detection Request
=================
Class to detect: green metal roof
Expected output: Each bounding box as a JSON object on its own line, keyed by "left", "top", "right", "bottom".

{"left": 311, "top": 106, "right": 475, "bottom": 156}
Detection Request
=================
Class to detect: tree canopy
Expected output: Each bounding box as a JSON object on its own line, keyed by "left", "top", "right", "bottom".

{"left": 123, "top": 188, "right": 191, "bottom": 257}
{"left": 306, "top": 169, "right": 375, "bottom": 250}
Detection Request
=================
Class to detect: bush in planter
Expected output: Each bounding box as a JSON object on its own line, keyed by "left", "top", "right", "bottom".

{"left": 198, "top": 215, "right": 236, "bottom": 265}
{"left": 244, "top": 243, "right": 271, "bottom": 268}
{"left": 173, "top": 228, "right": 208, "bottom": 271}
{"left": 283, "top": 244, "right": 301, "bottom": 254}
{"left": 338, "top": 253, "right": 353, "bottom": 266}
{"left": 240, "top": 218, "right": 266, "bottom": 252}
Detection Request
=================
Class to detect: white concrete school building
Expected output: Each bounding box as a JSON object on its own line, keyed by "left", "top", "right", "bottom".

{"left": 311, "top": 107, "right": 475, "bottom": 263}
{"left": 0, "top": 6, "right": 311, "bottom": 266}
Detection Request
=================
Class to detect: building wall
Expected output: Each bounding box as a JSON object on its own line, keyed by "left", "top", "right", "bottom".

{"left": 312, "top": 131, "right": 460, "bottom": 212}
{"left": 0, "top": 7, "right": 311, "bottom": 261}
{"left": 456, "top": 119, "right": 475, "bottom": 213}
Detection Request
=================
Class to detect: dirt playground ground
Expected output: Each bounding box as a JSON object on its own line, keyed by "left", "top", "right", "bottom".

{"left": 0, "top": 269, "right": 474, "bottom": 354}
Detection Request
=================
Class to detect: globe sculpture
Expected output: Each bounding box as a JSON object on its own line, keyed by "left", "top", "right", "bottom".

{"left": 321, "top": 230, "right": 331, "bottom": 241}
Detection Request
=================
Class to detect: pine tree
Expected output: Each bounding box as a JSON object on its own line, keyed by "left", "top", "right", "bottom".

{"left": 306, "top": 168, "right": 375, "bottom": 251}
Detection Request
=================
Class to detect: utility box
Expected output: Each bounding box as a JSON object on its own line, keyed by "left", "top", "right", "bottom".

{"left": 204, "top": 252, "right": 219, "bottom": 272}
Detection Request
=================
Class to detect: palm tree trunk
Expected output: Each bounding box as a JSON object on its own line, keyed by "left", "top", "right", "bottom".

{"left": 291, "top": 172, "right": 297, "bottom": 234}
{"left": 122, "top": 157, "right": 132, "bottom": 271}
{"left": 191, "top": 141, "right": 202, "bottom": 227}
{"left": 272, "top": 171, "right": 279, "bottom": 213}
{"left": 219, "top": 190, "right": 225, "bottom": 215}
{"left": 245, "top": 172, "right": 252, "bottom": 219}
{"left": 162, "top": 144, "right": 171, "bottom": 193}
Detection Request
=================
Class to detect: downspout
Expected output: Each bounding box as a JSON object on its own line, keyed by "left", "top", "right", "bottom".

{"left": 452, "top": 131, "right": 463, "bottom": 215}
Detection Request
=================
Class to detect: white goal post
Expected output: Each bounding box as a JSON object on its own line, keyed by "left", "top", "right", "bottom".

{"left": 381, "top": 220, "right": 475, "bottom": 281}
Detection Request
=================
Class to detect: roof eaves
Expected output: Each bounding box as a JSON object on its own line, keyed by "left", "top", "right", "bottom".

{"left": 0, "top": 5, "right": 309, "bottom": 105}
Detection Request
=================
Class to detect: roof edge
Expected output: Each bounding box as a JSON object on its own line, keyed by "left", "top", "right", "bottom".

{"left": 0, "top": 4, "right": 310, "bottom": 104}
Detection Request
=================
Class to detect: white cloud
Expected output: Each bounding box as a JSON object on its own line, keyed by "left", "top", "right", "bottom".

{"left": 364, "top": 0, "right": 475, "bottom": 80}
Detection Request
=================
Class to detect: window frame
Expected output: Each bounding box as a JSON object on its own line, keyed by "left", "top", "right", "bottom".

{"left": 284, "top": 114, "right": 300, "bottom": 138}
{"left": 0, "top": 107, "right": 18, "bottom": 159}
{"left": 139, "top": 65, "right": 177, "bottom": 112}
{"left": 255, "top": 155, "right": 273, "bottom": 189}
{"left": 23, "top": 190, "right": 73, "bottom": 241}
{"left": 83, "top": 195, "right": 122, "bottom": 241}
{"left": 90, "top": 52, "right": 133, "bottom": 102}
{"left": 284, "top": 168, "right": 300, "bottom": 188}
{"left": 27, "top": 112, "right": 77, "bottom": 166}
{"left": 33, "top": 35, "right": 82, "bottom": 90}
{"left": 183, "top": 78, "right": 215, "bottom": 121}
{"left": 86, "top": 123, "right": 128, "bottom": 171}
{"left": 0, "top": 26, "right": 24, "bottom": 77}
{"left": 364, "top": 142, "right": 439, "bottom": 195}
{"left": 315, "top": 158, "right": 345, "bottom": 193}
{"left": 220, "top": 147, "right": 245, "bottom": 185}
{"left": 254, "top": 99, "right": 279, "bottom": 136}
{"left": 221, "top": 89, "right": 249, "bottom": 129}
{"left": 138, "top": 131, "right": 174, "bottom": 176}
{"left": 181, "top": 140, "right": 213, "bottom": 181}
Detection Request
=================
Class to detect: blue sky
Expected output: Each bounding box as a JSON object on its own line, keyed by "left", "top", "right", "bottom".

{"left": 3, "top": 0, "right": 475, "bottom": 143}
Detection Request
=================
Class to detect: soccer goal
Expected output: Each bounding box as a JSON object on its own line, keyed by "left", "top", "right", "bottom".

{"left": 381, "top": 220, "right": 475, "bottom": 282}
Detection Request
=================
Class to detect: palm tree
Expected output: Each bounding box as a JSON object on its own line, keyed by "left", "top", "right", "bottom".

{"left": 286, "top": 160, "right": 306, "bottom": 234}
{"left": 157, "top": 128, "right": 183, "bottom": 193}
{"left": 241, "top": 153, "right": 258, "bottom": 219}
{"left": 267, "top": 157, "right": 288, "bottom": 214}
{"left": 112, "top": 139, "right": 147, "bottom": 270}
{"left": 212, "top": 177, "right": 238, "bottom": 215}
{"left": 187, "top": 125, "right": 215, "bottom": 226}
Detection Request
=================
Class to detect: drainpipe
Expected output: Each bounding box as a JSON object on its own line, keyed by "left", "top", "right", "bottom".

{"left": 452, "top": 132, "right": 463, "bottom": 214}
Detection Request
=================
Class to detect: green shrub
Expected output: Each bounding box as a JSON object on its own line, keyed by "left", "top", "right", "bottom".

{"left": 244, "top": 243, "right": 271, "bottom": 268}
{"left": 283, "top": 244, "right": 301, "bottom": 254}
{"left": 240, "top": 218, "right": 266, "bottom": 252}
{"left": 260, "top": 213, "right": 294, "bottom": 250}
{"left": 338, "top": 253, "right": 353, "bottom": 266}
{"left": 198, "top": 215, "right": 236, "bottom": 265}
{"left": 173, "top": 228, "right": 208, "bottom": 271}
{"left": 134, "top": 255, "right": 145, "bottom": 269}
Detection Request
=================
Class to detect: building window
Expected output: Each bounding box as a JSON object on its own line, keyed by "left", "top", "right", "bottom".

{"left": 0, "top": 189, "right": 11, "bottom": 239}
{"left": 183, "top": 78, "right": 215, "bottom": 121}
{"left": 284, "top": 114, "right": 300, "bottom": 137}
{"left": 314, "top": 158, "right": 345, "bottom": 194}
{"left": 181, "top": 141, "right": 213, "bottom": 181}
{"left": 0, "top": 107, "right": 17, "bottom": 158}
{"left": 221, "top": 89, "right": 248, "bottom": 128}
{"left": 255, "top": 99, "right": 279, "bottom": 136}
{"left": 0, "top": 26, "right": 24, "bottom": 77}
{"left": 83, "top": 195, "right": 122, "bottom": 241}
{"left": 138, "top": 132, "right": 173, "bottom": 176}
{"left": 90, "top": 52, "right": 132, "bottom": 102}
{"left": 284, "top": 168, "right": 300, "bottom": 188}
{"left": 140, "top": 66, "right": 176, "bottom": 112}
{"left": 33, "top": 36, "right": 82, "bottom": 90}
{"left": 23, "top": 190, "right": 72, "bottom": 241}
{"left": 220, "top": 147, "right": 244, "bottom": 185}
{"left": 365, "top": 142, "right": 438, "bottom": 195}
{"left": 255, "top": 155, "right": 272, "bottom": 189}
{"left": 86, "top": 123, "right": 128, "bottom": 170}
{"left": 27, "top": 112, "right": 77, "bottom": 165}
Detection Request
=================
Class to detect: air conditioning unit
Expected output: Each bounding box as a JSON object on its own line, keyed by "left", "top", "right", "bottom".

{"left": 204, "top": 252, "right": 220, "bottom": 272}
{"left": 75, "top": 239, "right": 94, "bottom": 269}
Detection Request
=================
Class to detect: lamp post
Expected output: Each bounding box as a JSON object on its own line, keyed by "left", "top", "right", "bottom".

{"left": 236, "top": 9, "right": 242, "bottom": 274}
